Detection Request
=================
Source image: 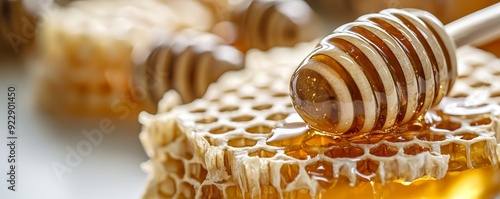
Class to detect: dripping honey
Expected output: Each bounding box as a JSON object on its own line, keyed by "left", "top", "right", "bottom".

{"left": 261, "top": 110, "right": 499, "bottom": 199}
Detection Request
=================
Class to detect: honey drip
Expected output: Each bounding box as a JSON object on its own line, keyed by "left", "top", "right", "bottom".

{"left": 264, "top": 99, "right": 500, "bottom": 198}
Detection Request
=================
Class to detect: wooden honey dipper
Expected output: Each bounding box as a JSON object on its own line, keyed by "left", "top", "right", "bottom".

{"left": 290, "top": 3, "right": 500, "bottom": 135}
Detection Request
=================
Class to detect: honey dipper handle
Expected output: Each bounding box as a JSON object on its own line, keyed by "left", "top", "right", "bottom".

{"left": 445, "top": 3, "right": 500, "bottom": 47}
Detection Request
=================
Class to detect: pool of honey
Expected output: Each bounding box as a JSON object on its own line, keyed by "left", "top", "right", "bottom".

{"left": 315, "top": 165, "right": 500, "bottom": 199}
{"left": 261, "top": 111, "right": 500, "bottom": 199}
{"left": 215, "top": 156, "right": 499, "bottom": 199}
{"left": 262, "top": 134, "right": 500, "bottom": 199}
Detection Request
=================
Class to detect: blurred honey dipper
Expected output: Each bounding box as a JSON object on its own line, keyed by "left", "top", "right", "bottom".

{"left": 135, "top": 30, "right": 244, "bottom": 106}
{"left": 210, "top": 0, "right": 321, "bottom": 52}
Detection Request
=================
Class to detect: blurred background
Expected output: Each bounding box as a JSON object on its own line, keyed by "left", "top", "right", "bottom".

{"left": 0, "top": 0, "right": 499, "bottom": 198}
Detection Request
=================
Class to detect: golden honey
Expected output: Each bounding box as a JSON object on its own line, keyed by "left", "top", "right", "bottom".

{"left": 148, "top": 116, "right": 500, "bottom": 199}
{"left": 140, "top": 40, "right": 500, "bottom": 199}
{"left": 290, "top": 8, "right": 457, "bottom": 135}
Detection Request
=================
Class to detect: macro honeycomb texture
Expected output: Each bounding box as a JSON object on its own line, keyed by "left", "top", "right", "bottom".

{"left": 449, "top": 46, "right": 500, "bottom": 102}
{"left": 139, "top": 43, "right": 500, "bottom": 198}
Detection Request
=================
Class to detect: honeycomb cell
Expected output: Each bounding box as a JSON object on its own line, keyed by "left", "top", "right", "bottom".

{"left": 180, "top": 138, "right": 195, "bottom": 160}
{"left": 224, "top": 186, "right": 247, "bottom": 198}
{"left": 158, "top": 175, "right": 176, "bottom": 198}
{"left": 469, "top": 117, "right": 492, "bottom": 126}
{"left": 196, "top": 116, "right": 218, "bottom": 124}
{"left": 491, "top": 91, "right": 500, "bottom": 98}
{"left": 190, "top": 108, "right": 207, "bottom": 113}
{"left": 356, "top": 159, "right": 380, "bottom": 180}
{"left": 188, "top": 163, "right": 208, "bottom": 182}
{"left": 209, "top": 125, "right": 235, "bottom": 134}
{"left": 280, "top": 164, "right": 300, "bottom": 189}
{"left": 455, "top": 132, "right": 479, "bottom": 140}
{"left": 227, "top": 138, "right": 257, "bottom": 147}
{"left": 266, "top": 113, "right": 289, "bottom": 121}
{"left": 306, "top": 161, "right": 335, "bottom": 188}
{"left": 324, "top": 145, "right": 364, "bottom": 158}
{"left": 164, "top": 156, "right": 185, "bottom": 179}
{"left": 434, "top": 120, "right": 461, "bottom": 131}
{"left": 201, "top": 185, "right": 223, "bottom": 199}
{"left": 148, "top": 121, "right": 181, "bottom": 147}
{"left": 179, "top": 182, "right": 196, "bottom": 199}
{"left": 369, "top": 144, "right": 398, "bottom": 157}
{"left": 252, "top": 104, "right": 273, "bottom": 111}
{"left": 272, "top": 92, "right": 289, "bottom": 98}
{"left": 449, "top": 92, "right": 469, "bottom": 98}
{"left": 224, "top": 185, "right": 281, "bottom": 198}
{"left": 256, "top": 85, "right": 270, "bottom": 90}
{"left": 223, "top": 151, "right": 232, "bottom": 176}
{"left": 223, "top": 88, "right": 237, "bottom": 93}
{"left": 240, "top": 95, "right": 256, "bottom": 100}
{"left": 209, "top": 98, "right": 220, "bottom": 103}
{"left": 259, "top": 185, "right": 280, "bottom": 199}
{"left": 470, "top": 81, "right": 491, "bottom": 88}
{"left": 204, "top": 136, "right": 217, "bottom": 146}
{"left": 231, "top": 115, "right": 254, "bottom": 122}
{"left": 469, "top": 140, "right": 492, "bottom": 168}
{"left": 219, "top": 106, "right": 239, "bottom": 112}
{"left": 440, "top": 143, "right": 468, "bottom": 171}
{"left": 246, "top": 125, "right": 273, "bottom": 134}
{"left": 248, "top": 149, "right": 276, "bottom": 158}
{"left": 403, "top": 144, "right": 431, "bottom": 155}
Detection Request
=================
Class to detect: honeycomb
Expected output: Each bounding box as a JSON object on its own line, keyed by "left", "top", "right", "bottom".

{"left": 34, "top": 0, "right": 216, "bottom": 114}
{"left": 448, "top": 46, "right": 500, "bottom": 101}
{"left": 140, "top": 42, "right": 500, "bottom": 198}
{"left": 32, "top": 0, "right": 321, "bottom": 115}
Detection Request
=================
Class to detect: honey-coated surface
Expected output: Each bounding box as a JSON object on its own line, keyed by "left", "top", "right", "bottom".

{"left": 290, "top": 9, "right": 457, "bottom": 135}
{"left": 140, "top": 43, "right": 500, "bottom": 199}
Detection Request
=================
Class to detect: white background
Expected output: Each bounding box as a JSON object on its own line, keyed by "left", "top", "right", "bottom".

{"left": 0, "top": 55, "right": 149, "bottom": 199}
